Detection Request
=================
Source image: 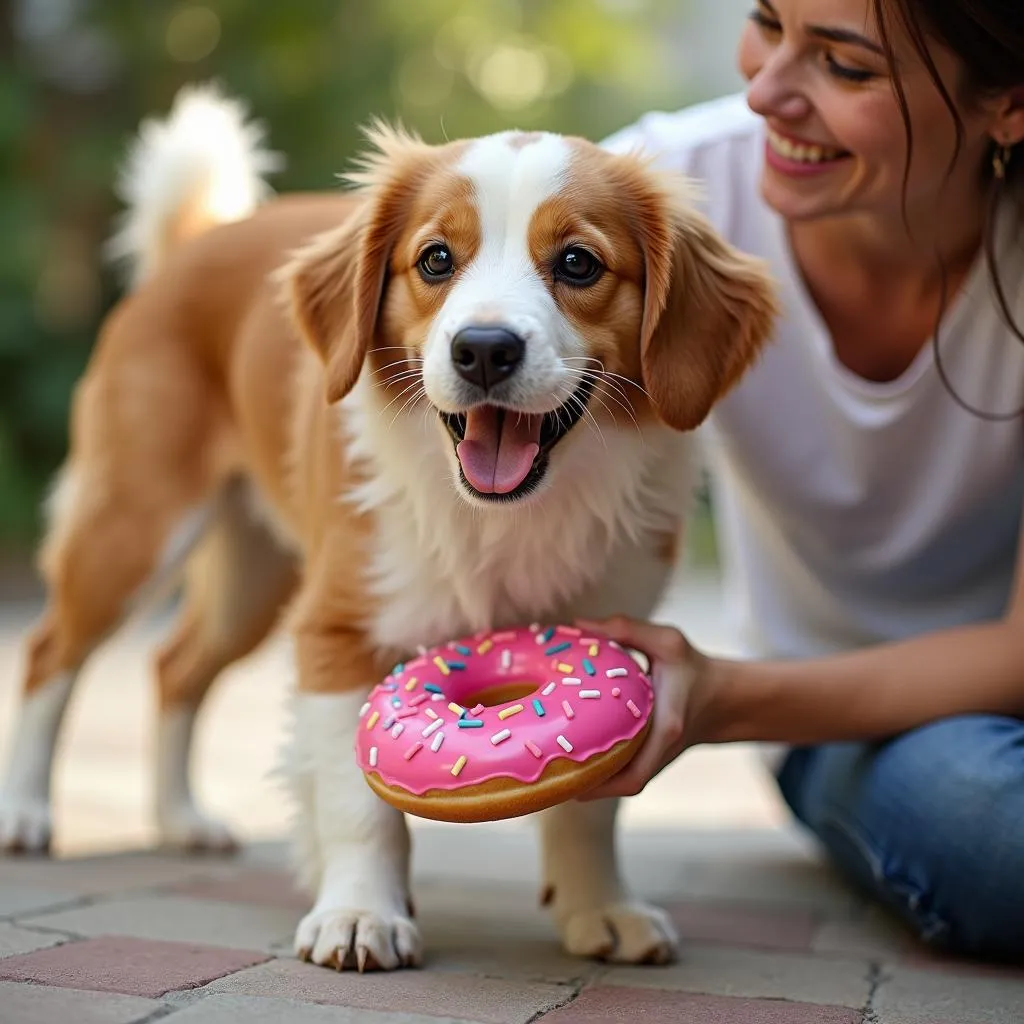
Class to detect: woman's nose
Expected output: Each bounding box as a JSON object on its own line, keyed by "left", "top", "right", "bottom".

{"left": 745, "top": 51, "right": 812, "bottom": 122}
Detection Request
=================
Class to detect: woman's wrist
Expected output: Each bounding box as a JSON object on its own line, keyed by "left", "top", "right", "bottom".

{"left": 685, "top": 653, "right": 749, "bottom": 746}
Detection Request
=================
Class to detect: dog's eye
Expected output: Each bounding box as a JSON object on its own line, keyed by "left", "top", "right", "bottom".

{"left": 554, "top": 246, "right": 603, "bottom": 287}
{"left": 418, "top": 245, "right": 454, "bottom": 281}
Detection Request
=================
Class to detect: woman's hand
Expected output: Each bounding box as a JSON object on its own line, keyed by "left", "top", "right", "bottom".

{"left": 574, "top": 615, "right": 710, "bottom": 800}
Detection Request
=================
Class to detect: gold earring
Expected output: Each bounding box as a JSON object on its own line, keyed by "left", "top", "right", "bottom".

{"left": 993, "top": 142, "right": 1013, "bottom": 180}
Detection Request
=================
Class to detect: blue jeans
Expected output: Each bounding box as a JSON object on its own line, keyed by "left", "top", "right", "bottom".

{"left": 776, "top": 714, "right": 1024, "bottom": 962}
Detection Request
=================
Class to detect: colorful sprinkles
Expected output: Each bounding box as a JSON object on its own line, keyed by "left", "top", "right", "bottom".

{"left": 358, "top": 625, "right": 651, "bottom": 792}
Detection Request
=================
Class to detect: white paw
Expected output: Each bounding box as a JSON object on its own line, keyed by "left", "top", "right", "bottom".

{"left": 157, "top": 806, "right": 238, "bottom": 854}
{"left": 0, "top": 793, "right": 52, "bottom": 855}
{"left": 295, "top": 905, "right": 422, "bottom": 971}
{"left": 558, "top": 900, "right": 679, "bottom": 964}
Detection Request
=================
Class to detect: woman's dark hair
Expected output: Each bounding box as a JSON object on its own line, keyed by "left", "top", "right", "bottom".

{"left": 873, "top": 0, "right": 1024, "bottom": 418}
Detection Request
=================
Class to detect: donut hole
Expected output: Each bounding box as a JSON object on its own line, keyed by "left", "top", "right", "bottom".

{"left": 464, "top": 680, "right": 540, "bottom": 707}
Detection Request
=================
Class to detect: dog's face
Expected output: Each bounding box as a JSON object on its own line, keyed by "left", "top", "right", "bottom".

{"left": 287, "top": 125, "right": 777, "bottom": 505}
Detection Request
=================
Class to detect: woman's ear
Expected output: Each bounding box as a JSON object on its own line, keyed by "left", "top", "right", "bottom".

{"left": 989, "top": 86, "right": 1024, "bottom": 154}
{"left": 637, "top": 176, "right": 778, "bottom": 431}
{"left": 284, "top": 123, "right": 436, "bottom": 405}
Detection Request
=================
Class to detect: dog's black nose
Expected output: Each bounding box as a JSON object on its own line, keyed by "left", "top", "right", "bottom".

{"left": 451, "top": 327, "right": 524, "bottom": 391}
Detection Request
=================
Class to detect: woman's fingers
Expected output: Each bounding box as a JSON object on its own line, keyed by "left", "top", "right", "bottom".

{"left": 575, "top": 615, "right": 690, "bottom": 664}
{"left": 571, "top": 614, "right": 697, "bottom": 801}
{"left": 579, "top": 690, "right": 687, "bottom": 800}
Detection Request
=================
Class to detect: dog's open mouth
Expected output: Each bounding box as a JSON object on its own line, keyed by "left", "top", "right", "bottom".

{"left": 440, "top": 377, "right": 594, "bottom": 501}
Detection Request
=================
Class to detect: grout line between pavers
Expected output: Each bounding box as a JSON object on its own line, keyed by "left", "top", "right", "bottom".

{"left": 521, "top": 966, "right": 607, "bottom": 1024}
{"left": 0, "top": 875, "right": 197, "bottom": 925}
{"left": 524, "top": 984, "right": 584, "bottom": 1023}
{"left": 859, "top": 961, "right": 886, "bottom": 1023}
{"left": 9, "top": 920, "right": 86, "bottom": 942}
{"left": 132, "top": 1003, "right": 182, "bottom": 1024}
{"left": 1, "top": 894, "right": 96, "bottom": 924}
{"left": 0, "top": 865, "right": 240, "bottom": 927}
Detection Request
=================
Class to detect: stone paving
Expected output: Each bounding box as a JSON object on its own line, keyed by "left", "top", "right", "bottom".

{"left": 1, "top": 570, "right": 1022, "bottom": 1022}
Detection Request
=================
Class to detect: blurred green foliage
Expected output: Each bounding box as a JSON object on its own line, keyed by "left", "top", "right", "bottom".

{"left": 2, "top": 0, "right": 720, "bottom": 553}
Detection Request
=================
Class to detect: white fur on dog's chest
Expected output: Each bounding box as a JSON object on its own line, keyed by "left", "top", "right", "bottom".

{"left": 341, "top": 379, "right": 695, "bottom": 656}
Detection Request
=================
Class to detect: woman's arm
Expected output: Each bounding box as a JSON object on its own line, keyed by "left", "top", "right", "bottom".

{"left": 577, "top": 512, "right": 1024, "bottom": 799}
{"left": 695, "top": 514, "right": 1024, "bottom": 746}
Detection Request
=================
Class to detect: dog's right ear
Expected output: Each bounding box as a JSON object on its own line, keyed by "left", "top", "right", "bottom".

{"left": 286, "top": 123, "right": 435, "bottom": 405}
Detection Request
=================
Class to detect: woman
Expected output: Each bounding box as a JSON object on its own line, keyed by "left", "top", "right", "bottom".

{"left": 592, "top": 0, "right": 1024, "bottom": 961}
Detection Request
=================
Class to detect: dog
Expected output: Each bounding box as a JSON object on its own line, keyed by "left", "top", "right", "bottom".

{"left": 0, "top": 84, "right": 776, "bottom": 970}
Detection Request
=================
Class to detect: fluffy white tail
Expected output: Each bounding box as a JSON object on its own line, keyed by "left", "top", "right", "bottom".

{"left": 105, "top": 82, "right": 284, "bottom": 287}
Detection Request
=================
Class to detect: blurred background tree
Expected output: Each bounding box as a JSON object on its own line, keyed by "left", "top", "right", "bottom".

{"left": 2, "top": 0, "right": 745, "bottom": 557}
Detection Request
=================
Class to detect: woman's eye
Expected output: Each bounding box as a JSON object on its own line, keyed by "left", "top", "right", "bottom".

{"left": 554, "top": 246, "right": 603, "bottom": 287}
{"left": 825, "top": 55, "right": 876, "bottom": 83}
{"left": 748, "top": 8, "right": 781, "bottom": 33}
{"left": 418, "top": 245, "right": 454, "bottom": 280}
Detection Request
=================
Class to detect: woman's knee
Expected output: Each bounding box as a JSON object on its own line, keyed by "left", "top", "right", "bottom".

{"left": 778, "top": 715, "right": 1024, "bottom": 959}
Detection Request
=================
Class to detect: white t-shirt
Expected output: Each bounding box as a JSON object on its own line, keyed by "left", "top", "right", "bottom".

{"left": 605, "top": 93, "right": 1024, "bottom": 661}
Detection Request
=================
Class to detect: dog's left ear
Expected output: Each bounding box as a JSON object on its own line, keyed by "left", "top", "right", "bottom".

{"left": 637, "top": 178, "right": 778, "bottom": 431}
{"left": 286, "top": 124, "right": 433, "bottom": 405}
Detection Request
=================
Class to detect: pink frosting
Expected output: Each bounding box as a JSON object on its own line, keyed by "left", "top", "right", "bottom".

{"left": 354, "top": 624, "right": 653, "bottom": 795}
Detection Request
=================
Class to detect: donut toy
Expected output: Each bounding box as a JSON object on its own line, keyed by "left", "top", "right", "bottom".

{"left": 354, "top": 624, "right": 654, "bottom": 822}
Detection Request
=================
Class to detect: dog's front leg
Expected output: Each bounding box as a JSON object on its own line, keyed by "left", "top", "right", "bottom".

{"left": 539, "top": 798, "right": 678, "bottom": 964}
{"left": 538, "top": 536, "right": 684, "bottom": 965}
{"left": 286, "top": 631, "right": 420, "bottom": 972}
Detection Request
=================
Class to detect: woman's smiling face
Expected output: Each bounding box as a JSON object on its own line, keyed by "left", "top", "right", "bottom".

{"left": 736, "top": 0, "right": 1002, "bottom": 225}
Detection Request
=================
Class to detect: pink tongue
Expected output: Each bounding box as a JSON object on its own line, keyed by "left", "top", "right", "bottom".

{"left": 456, "top": 408, "right": 542, "bottom": 494}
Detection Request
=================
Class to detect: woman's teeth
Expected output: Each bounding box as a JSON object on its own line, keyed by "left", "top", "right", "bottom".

{"left": 768, "top": 130, "right": 846, "bottom": 163}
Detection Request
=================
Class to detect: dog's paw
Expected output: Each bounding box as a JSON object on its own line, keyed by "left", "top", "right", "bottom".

{"left": 294, "top": 906, "right": 422, "bottom": 971}
{"left": 157, "top": 806, "right": 238, "bottom": 855}
{"left": 558, "top": 900, "right": 679, "bottom": 964}
{"left": 0, "top": 794, "right": 52, "bottom": 855}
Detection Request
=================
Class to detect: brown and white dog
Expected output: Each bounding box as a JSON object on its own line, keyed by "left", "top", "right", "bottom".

{"left": 0, "top": 85, "right": 776, "bottom": 969}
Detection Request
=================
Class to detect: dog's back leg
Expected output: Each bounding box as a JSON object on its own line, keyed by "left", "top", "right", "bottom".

{"left": 0, "top": 462, "right": 217, "bottom": 854}
{"left": 153, "top": 477, "right": 299, "bottom": 852}
{"left": 0, "top": 336, "right": 230, "bottom": 854}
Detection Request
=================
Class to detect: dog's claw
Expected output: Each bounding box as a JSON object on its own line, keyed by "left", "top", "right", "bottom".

{"left": 294, "top": 907, "right": 422, "bottom": 972}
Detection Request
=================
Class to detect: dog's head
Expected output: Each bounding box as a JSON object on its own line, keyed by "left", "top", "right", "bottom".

{"left": 285, "top": 123, "right": 777, "bottom": 505}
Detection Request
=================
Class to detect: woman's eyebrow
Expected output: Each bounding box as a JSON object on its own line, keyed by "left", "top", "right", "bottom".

{"left": 757, "top": 0, "right": 887, "bottom": 57}
{"left": 807, "top": 24, "right": 886, "bottom": 56}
